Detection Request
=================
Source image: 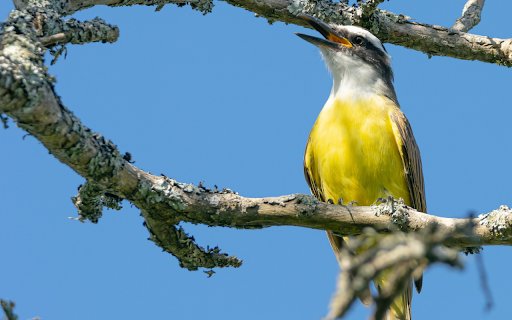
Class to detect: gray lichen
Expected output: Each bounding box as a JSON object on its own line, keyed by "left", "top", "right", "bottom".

{"left": 287, "top": 0, "right": 352, "bottom": 25}
{"left": 109, "top": 0, "right": 213, "bottom": 15}
{"left": 144, "top": 220, "right": 243, "bottom": 271}
{"left": 479, "top": 205, "right": 512, "bottom": 239}
{"left": 372, "top": 197, "right": 410, "bottom": 230}
{"left": 72, "top": 181, "right": 123, "bottom": 223}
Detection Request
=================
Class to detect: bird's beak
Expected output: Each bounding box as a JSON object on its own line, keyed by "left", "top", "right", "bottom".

{"left": 295, "top": 15, "right": 353, "bottom": 50}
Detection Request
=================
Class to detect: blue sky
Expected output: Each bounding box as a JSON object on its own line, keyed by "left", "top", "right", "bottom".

{"left": 1, "top": 1, "right": 511, "bottom": 319}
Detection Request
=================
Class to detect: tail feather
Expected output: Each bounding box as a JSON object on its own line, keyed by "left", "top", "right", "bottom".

{"left": 386, "top": 280, "right": 412, "bottom": 320}
{"left": 327, "top": 231, "right": 412, "bottom": 319}
{"left": 327, "top": 231, "right": 373, "bottom": 305}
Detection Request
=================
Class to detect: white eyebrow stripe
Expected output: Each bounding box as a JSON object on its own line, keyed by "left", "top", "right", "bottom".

{"left": 339, "top": 25, "right": 387, "bottom": 55}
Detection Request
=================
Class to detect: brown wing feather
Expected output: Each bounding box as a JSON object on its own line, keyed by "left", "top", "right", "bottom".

{"left": 389, "top": 109, "right": 427, "bottom": 293}
{"left": 389, "top": 110, "right": 427, "bottom": 213}
{"left": 303, "top": 136, "right": 325, "bottom": 202}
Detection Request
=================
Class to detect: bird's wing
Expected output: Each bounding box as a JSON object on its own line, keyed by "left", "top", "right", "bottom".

{"left": 303, "top": 136, "right": 325, "bottom": 202}
{"left": 389, "top": 108, "right": 427, "bottom": 293}
{"left": 388, "top": 109, "right": 427, "bottom": 213}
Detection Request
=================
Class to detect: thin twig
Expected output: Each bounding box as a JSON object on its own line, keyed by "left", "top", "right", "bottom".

{"left": 39, "top": 17, "right": 119, "bottom": 47}
{"left": 475, "top": 253, "right": 494, "bottom": 311}
{"left": 0, "top": 300, "right": 18, "bottom": 320}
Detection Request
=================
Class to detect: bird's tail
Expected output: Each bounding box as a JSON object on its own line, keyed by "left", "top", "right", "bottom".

{"left": 327, "top": 231, "right": 412, "bottom": 319}
{"left": 377, "top": 276, "right": 412, "bottom": 320}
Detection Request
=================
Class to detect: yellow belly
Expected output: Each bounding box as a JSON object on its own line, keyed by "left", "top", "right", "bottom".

{"left": 304, "top": 96, "right": 410, "bottom": 206}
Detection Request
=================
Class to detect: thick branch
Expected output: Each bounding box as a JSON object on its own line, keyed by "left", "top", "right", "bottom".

{"left": 3, "top": 0, "right": 512, "bottom": 271}
{"left": 14, "top": 0, "right": 214, "bottom": 15}
{"left": 231, "top": 0, "right": 512, "bottom": 66}
{"left": 14, "top": 0, "right": 511, "bottom": 66}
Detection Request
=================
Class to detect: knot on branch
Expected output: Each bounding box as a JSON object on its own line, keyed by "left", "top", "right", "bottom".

{"left": 72, "top": 181, "right": 123, "bottom": 223}
{"left": 479, "top": 205, "right": 512, "bottom": 239}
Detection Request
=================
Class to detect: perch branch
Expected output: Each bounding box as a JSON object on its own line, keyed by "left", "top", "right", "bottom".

{"left": 3, "top": 0, "right": 512, "bottom": 272}
{"left": 12, "top": 0, "right": 512, "bottom": 66}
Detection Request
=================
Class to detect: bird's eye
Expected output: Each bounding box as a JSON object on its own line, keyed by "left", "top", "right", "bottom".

{"left": 353, "top": 36, "right": 364, "bottom": 45}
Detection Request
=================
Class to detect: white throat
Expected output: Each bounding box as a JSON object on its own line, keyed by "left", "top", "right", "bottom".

{"left": 322, "top": 50, "right": 390, "bottom": 102}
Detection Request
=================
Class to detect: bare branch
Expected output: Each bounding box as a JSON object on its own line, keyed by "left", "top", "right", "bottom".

{"left": 474, "top": 252, "right": 494, "bottom": 311}
{"left": 251, "top": 0, "right": 512, "bottom": 67}
{"left": 39, "top": 17, "right": 119, "bottom": 47}
{"left": 3, "top": 0, "right": 512, "bottom": 272}
{"left": 2, "top": 3, "right": 511, "bottom": 320}
{"left": 452, "top": 0, "right": 485, "bottom": 32}
{"left": 13, "top": 0, "right": 511, "bottom": 66}
{"left": 2, "top": 16, "right": 512, "bottom": 267}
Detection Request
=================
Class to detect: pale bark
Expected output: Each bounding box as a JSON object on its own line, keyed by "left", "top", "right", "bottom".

{"left": 452, "top": 0, "right": 485, "bottom": 32}
{"left": 11, "top": 0, "right": 512, "bottom": 66}
{"left": 3, "top": 0, "right": 512, "bottom": 271}
{"left": 2, "top": 1, "right": 511, "bottom": 317}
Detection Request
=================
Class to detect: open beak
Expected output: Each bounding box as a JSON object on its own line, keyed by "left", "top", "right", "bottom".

{"left": 295, "top": 15, "right": 353, "bottom": 49}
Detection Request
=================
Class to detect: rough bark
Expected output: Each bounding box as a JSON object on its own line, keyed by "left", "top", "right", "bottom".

{"left": 2, "top": 1, "right": 511, "bottom": 317}
{"left": 452, "top": 0, "right": 485, "bottom": 32}
{"left": 11, "top": 0, "right": 512, "bottom": 66}
{"left": 2, "top": 0, "right": 512, "bottom": 272}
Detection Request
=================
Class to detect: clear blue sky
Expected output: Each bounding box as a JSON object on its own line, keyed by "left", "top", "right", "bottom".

{"left": 1, "top": 1, "right": 511, "bottom": 319}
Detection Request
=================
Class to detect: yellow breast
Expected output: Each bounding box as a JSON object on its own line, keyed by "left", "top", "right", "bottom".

{"left": 304, "top": 96, "right": 410, "bottom": 206}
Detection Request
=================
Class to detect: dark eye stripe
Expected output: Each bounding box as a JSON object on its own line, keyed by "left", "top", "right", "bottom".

{"left": 364, "top": 38, "right": 387, "bottom": 55}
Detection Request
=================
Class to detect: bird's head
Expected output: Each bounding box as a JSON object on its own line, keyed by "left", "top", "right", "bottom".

{"left": 296, "top": 15, "right": 396, "bottom": 102}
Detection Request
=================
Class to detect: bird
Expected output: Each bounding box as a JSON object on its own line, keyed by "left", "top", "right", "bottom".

{"left": 296, "top": 15, "right": 427, "bottom": 320}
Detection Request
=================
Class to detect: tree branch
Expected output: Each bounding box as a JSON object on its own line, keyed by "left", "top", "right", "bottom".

{"left": 452, "top": 0, "right": 485, "bottom": 32}
{"left": 2, "top": 7, "right": 512, "bottom": 268}
{"left": 4, "top": 0, "right": 512, "bottom": 272}
{"left": 236, "top": 0, "right": 512, "bottom": 66}
{"left": 0, "top": 300, "right": 18, "bottom": 320}
{"left": 14, "top": 0, "right": 214, "bottom": 15}
{"left": 2, "top": 16, "right": 512, "bottom": 265}
{"left": 13, "top": 0, "right": 511, "bottom": 66}
{"left": 39, "top": 17, "right": 119, "bottom": 47}
{"left": 2, "top": 1, "right": 510, "bottom": 318}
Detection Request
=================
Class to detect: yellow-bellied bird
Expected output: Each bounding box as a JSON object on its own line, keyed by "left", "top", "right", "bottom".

{"left": 297, "top": 16, "right": 426, "bottom": 320}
